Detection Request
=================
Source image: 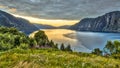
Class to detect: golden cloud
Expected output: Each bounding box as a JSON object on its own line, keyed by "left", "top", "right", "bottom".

{"left": 8, "top": 8, "right": 17, "bottom": 12}
{"left": 13, "top": 14, "right": 79, "bottom": 27}
{"left": 0, "top": 5, "right": 5, "bottom": 8}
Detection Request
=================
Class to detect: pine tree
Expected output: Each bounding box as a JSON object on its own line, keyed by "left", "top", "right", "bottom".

{"left": 60, "top": 43, "right": 65, "bottom": 51}
{"left": 49, "top": 40, "right": 54, "bottom": 47}
{"left": 65, "top": 44, "right": 72, "bottom": 52}
{"left": 54, "top": 43, "right": 58, "bottom": 49}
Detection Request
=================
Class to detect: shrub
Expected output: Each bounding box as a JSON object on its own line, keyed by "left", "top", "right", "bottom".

{"left": 92, "top": 48, "right": 102, "bottom": 55}
{"left": 19, "top": 43, "right": 29, "bottom": 49}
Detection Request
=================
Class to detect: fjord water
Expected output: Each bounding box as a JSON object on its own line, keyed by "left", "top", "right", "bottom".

{"left": 42, "top": 29, "right": 120, "bottom": 52}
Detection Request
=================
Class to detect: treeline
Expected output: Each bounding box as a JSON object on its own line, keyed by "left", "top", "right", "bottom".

{"left": 0, "top": 26, "right": 72, "bottom": 52}
{"left": 0, "top": 26, "right": 57, "bottom": 51}
{"left": 0, "top": 26, "right": 29, "bottom": 51}
{"left": 92, "top": 40, "right": 120, "bottom": 59}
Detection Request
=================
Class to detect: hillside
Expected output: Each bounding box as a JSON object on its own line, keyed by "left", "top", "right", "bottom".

{"left": 0, "top": 10, "right": 38, "bottom": 34}
{"left": 70, "top": 11, "right": 120, "bottom": 32}
{"left": 0, "top": 27, "right": 120, "bottom": 68}
{"left": 0, "top": 48, "right": 120, "bottom": 68}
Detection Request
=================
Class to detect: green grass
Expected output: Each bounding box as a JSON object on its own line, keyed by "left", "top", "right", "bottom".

{"left": 0, "top": 48, "right": 120, "bottom": 68}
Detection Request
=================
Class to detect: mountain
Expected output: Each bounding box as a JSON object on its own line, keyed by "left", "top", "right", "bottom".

{"left": 57, "top": 25, "right": 70, "bottom": 29}
{"left": 0, "top": 10, "right": 38, "bottom": 34}
{"left": 34, "top": 24, "right": 70, "bottom": 29}
{"left": 34, "top": 23, "right": 56, "bottom": 29}
{"left": 70, "top": 11, "right": 120, "bottom": 32}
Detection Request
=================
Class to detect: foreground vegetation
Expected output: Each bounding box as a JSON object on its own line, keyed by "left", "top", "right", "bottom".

{"left": 92, "top": 40, "right": 120, "bottom": 59}
{"left": 0, "top": 26, "right": 59, "bottom": 51}
{"left": 1, "top": 48, "right": 120, "bottom": 68}
{"left": 0, "top": 26, "right": 120, "bottom": 68}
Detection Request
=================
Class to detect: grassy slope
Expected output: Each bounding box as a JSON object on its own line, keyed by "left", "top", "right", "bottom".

{"left": 0, "top": 48, "right": 120, "bottom": 68}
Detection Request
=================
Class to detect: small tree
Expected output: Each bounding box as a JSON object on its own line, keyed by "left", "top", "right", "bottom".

{"left": 34, "top": 30, "right": 48, "bottom": 46}
{"left": 114, "top": 40, "right": 120, "bottom": 54}
{"left": 29, "top": 38, "right": 37, "bottom": 48}
{"left": 92, "top": 48, "right": 102, "bottom": 55}
{"left": 65, "top": 44, "right": 72, "bottom": 52}
{"left": 49, "top": 40, "right": 54, "bottom": 47}
{"left": 104, "top": 41, "right": 115, "bottom": 54}
{"left": 60, "top": 43, "right": 65, "bottom": 51}
{"left": 54, "top": 43, "right": 58, "bottom": 49}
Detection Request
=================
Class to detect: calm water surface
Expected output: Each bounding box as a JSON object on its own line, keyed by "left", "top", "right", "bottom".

{"left": 41, "top": 29, "right": 120, "bottom": 52}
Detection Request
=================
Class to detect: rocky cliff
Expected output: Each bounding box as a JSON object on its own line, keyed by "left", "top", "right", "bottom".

{"left": 70, "top": 11, "right": 120, "bottom": 32}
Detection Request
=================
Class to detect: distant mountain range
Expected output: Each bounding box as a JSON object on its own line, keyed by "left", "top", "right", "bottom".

{"left": 70, "top": 11, "right": 120, "bottom": 33}
{"left": 57, "top": 25, "right": 70, "bottom": 29}
{"left": 34, "top": 23, "right": 56, "bottom": 29}
{"left": 1, "top": 10, "right": 120, "bottom": 34}
{"left": 34, "top": 23, "right": 70, "bottom": 29}
{"left": 0, "top": 10, "right": 39, "bottom": 34}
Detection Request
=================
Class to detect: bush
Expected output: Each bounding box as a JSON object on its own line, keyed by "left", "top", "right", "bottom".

{"left": 92, "top": 48, "right": 102, "bottom": 55}
{"left": 29, "top": 38, "right": 37, "bottom": 48}
{"left": 0, "top": 27, "right": 30, "bottom": 51}
{"left": 19, "top": 43, "right": 29, "bottom": 49}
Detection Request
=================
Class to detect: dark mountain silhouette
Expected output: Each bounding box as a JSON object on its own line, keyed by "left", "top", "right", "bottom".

{"left": 70, "top": 11, "right": 120, "bottom": 32}
{"left": 0, "top": 10, "right": 38, "bottom": 34}
{"left": 34, "top": 23, "right": 56, "bottom": 29}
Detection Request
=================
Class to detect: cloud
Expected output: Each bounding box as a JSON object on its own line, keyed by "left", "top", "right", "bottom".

{"left": 13, "top": 14, "right": 79, "bottom": 27}
{"left": 0, "top": 0, "right": 120, "bottom": 20}
{"left": 0, "top": 5, "right": 8, "bottom": 11}
{"left": 8, "top": 8, "right": 17, "bottom": 12}
{"left": 0, "top": 5, "right": 5, "bottom": 8}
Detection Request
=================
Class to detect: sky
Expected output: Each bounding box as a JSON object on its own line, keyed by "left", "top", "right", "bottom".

{"left": 0, "top": 0, "right": 120, "bottom": 26}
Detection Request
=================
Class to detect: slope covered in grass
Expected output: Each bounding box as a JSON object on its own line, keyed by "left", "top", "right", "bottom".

{"left": 0, "top": 48, "right": 120, "bottom": 68}
{"left": 0, "top": 26, "right": 120, "bottom": 68}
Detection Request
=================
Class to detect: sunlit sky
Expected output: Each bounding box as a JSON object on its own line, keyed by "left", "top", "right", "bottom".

{"left": 13, "top": 14, "right": 79, "bottom": 27}
{"left": 0, "top": 0, "right": 120, "bottom": 26}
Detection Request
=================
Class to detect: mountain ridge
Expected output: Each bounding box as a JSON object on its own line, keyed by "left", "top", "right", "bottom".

{"left": 0, "top": 10, "right": 38, "bottom": 34}
{"left": 70, "top": 11, "right": 120, "bottom": 33}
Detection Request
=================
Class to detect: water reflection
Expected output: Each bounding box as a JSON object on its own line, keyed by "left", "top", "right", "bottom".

{"left": 42, "top": 29, "right": 120, "bottom": 52}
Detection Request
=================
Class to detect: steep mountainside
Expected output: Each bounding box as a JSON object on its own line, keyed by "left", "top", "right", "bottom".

{"left": 70, "top": 11, "right": 120, "bottom": 32}
{"left": 0, "top": 10, "right": 38, "bottom": 34}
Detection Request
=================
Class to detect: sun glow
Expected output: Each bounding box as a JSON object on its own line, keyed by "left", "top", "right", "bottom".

{"left": 13, "top": 14, "right": 79, "bottom": 27}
